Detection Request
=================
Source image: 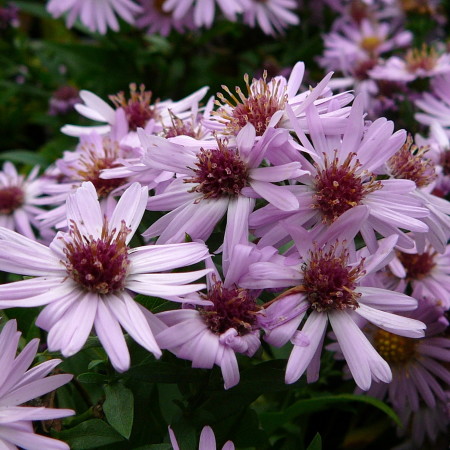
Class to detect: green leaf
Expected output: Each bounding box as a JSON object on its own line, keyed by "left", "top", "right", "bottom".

{"left": 126, "top": 361, "right": 201, "bottom": 384}
{"left": 53, "top": 419, "right": 124, "bottom": 449}
{"left": 103, "top": 383, "right": 134, "bottom": 439}
{"left": 77, "top": 372, "right": 107, "bottom": 384}
{"left": 0, "top": 150, "right": 50, "bottom": 167}
{"left": 136, "top": 445, "right": 172, "bottom": 450}
{"left": 134, "top": 295, "right": 176, "bottom": 314}
{"left": 306, "top": 433, "right": 322, "bottom": 450}
{"left": 260, "top": 394, "right": 400, "bottom": 434}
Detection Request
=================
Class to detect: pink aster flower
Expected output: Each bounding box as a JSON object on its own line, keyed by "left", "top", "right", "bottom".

{"left": 155, "top": 245, "right": 264, "bottom": 389}
{"left": 415, "top": 74, "right": 450, "bottom": 136}
{"left": 139, "top": 124, "right": 306, "bottom": 253}
{"left": 241, "top": 0, "right": 299, "bottom": 35}
{"left": 169, "top": 425, "right": 234, "bottom": 450}
{"left": 136, "top": 0, "right": 195, "bottom": 36}
{"left": 205, "top": 62, "right": 352, "bottom": 138}
{"left": 0, "top": 319, "right": 74, "bottom": 450}
{"left": 46, "top": 0, "right": 142, "bottom": 34}
{"left": 393, "top": 241, "right": 450, "bottom": 309}
{"left": 36, "top": 133, "right": 133, "bottom": 231}
{"left": 162, "top": 0, "right": 243, "bottom": 28}
{"left": 0, "top": 162, "right": 48, "bottom": 241}
{"left": 350, "top": 298, "right": 450, "bottom": 412}
{"left": 241, "top": 206, "right": 426, "bottom": 390}
{"left": 0, "top": 182, "right": 211, "bottom": 373}
{"left": 250, "top": 97, "right": 430, "bottom": 252}
{"left": 48, "top": 86, "right": 81, "bottom": 116}
{"left": 319, "top": 18, "right": 412, "bottom": 73}
{"left": 61, "top": 83, "right": 209, "bottom": 145}
{"left": 369, "top": 46, "right": 450, "bottom": 83}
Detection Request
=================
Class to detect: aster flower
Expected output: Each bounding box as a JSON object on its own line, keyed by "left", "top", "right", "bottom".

{"left": 136, "top": 0, "right": 195, "bottom": 36}
{"left": 319, "top": 18, "right": 412, "bottom": 74}
{"left": 415, "top": 74, "right": 450, "bottom": 136}
{"left": 140, "top": 124, "right": 307, "bottom": 274}
{"left": 369, "top": 46, "right": 450, "bottom": 83}
{"left": 155, "top": 245, "right": 264, "bottom": 389}
{"left": 0, "top": 182, "right": 211, "bottom": 373}
{"left": 242, "top": 0, "right": 299, "bottom": 36}
{"left": 250, "top": 97, "right": 430, "bottom": 252}
{"left": 393, "top": 241, "right": 450, "bottom": 309}
{"left": 61, "top": 83, "right": 209, "bottom": 144}
{"left": 416, "top": 121, "right": 450, "bottom": 196}
{"left": 0, "top": 319, "right": 74, "bottom": 450}
{"left": 348, "top": 298, "right": 450, "bottom": 412}
{"left": 169, "top": 425, "right": 234, "bottom": 450}
{"left": 162, "top": 0, "right": 243, "bottom": 28}
{"left": 384, "top": 134, "right": 450, "bottom": 252}
{"left": 205, "top": 62, "right": 352, "bottom": 138}
{"left": 0, "top": 162, "right": 48, "bottom": 241}
{"left": 48, "top": 86, "right": 81, "bottom": 116}
{"left": 46, "top": 0, "right": 142, "bottom": 34}
{"left": 36, "top": 133, "right": 132, "bottom": 231}
{"left": 241, "top": 206, "right": 426, "bottom": 390}
{"left": 395, "top": 398, "right": 450, "bottom": 449}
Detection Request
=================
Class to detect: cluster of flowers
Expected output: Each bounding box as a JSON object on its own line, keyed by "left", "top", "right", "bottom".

{"left": 45, "top": 0, "right": 300, "bottom": 36}
{"left": 1, "top": 60, "right": 450, "bottom": 448}
{"left": 319, "top": 0, "right": 450, "bottom": 119}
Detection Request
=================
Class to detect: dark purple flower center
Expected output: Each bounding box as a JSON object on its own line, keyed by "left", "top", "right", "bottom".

{"left": 185, "top": 140, "right": 249, "bottom": 200}
{"left": 353, "top": 59, "right": 377, "bottom": 80}
{"left": 214, "top": 72, "right": 287, "bottom": 136}
{"left": 440, "top": 150, "right": 450, "bottom": 176}
{"left": 63, "top": 220, "right": 130, "bottom": 295}
{"left": 313, "top": 152, "right": 382, "bottom": 224}
{"left": 76, "top": 139, "right": 126, "bottom": 198}
{"left": 53, "top": 85, "right": 80, "bottom": 101}
{"left": 302, "top": 244, "right": 364, "bottom": 312}
{"left": 0, "top": 186, "right": 24, "bottom": 214}
{"left": 110, "top": 83, "right": 158, "bottom": 131}
{"left": 388, "top": 135, "right": 436, "bottom": 188}
{"left": 397, "top": 250, "right": 436, "bottom": 280}
{"left": 164, "top": 112, "right": 198, "bottom": 139}
{"left": 373, "top": 329, "right": 417, "bottom": 363}
{"left": 200, "top": 281, "right": 260, "bottom": 335}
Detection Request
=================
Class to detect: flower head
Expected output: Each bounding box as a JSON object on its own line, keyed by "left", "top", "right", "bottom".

{"left": 0, "top": 182, "right": 211, "bottom": 372}
{"left": 0, "top": 320, "right": 74, "bottom": 450}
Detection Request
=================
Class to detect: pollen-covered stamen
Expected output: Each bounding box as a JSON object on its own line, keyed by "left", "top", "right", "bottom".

{"left": 0, "top": 186, "right": 24, "bottom": 214}
{"left": 302, "top": 244, "right": 365, "bottom": 312}
{"left": 163, "top": 111, "right": 199, "bottom": 139}
{"left": 405, "top": 44, "right": 439, "bottom": 73}
{"left": 214, "top": 71, "right": 287, "bottom": 136}
{"left": 109, "top": 83, "right": 159, "bottom": 131}
{"left": 200, "top": 280, "right": 260, "bottom": 335}
{"left": 388, "top": 134, "right": 437, "bottom": 188}
{"left": 185, "top": 139, "right": 249, "bottom": 201}
{"left": 313, "top": 151, "right": 382, "bottom": 224}
{"left": 360, "top": 36, "right": 383, "bottom": 54}
{"left": 75, "top": 138, "right": 125, "bottom": 198}
{"left": 397, "top": 249, "right": 436, "bottom": 280}
{"left": 63, "top": 220, "right": 130, "bottom": 295}
{"left": 399, "top": 0, "right": 434, "bottom": 15}
{"left": 374, "top": 329, "right": 418, "bottom": 364}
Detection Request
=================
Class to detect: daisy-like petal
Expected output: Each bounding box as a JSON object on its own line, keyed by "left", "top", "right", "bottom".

{"left": 285, "top": 311, "right": 328, "bottom": 384}
{"left": 355, "top": 304, "right": 426, "bottom": 338}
